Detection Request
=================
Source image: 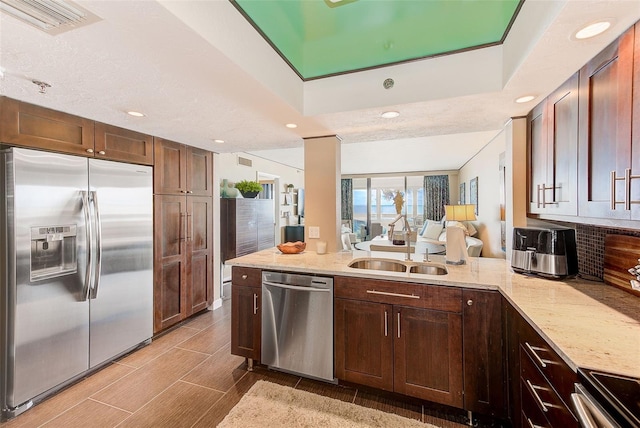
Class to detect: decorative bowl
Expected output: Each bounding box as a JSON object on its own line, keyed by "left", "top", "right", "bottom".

{"left": 277, "top": 241, "right": 306, "bottom": 254}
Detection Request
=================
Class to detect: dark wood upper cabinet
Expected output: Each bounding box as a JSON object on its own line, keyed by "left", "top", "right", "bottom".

{"left": 0, "top": 97, "right": 153, "bottom": 165}
{"left": 528, "top": 73, "right": 579, "bottom": 216}
{"left": 186, "top": 147, "right": 214, "bottom": 197}
{"left": 154, "top": 138, "right": 187, "bottom": 194}
{"left": 0, "top": 97, "right": 95, "bottom": 156}
{"left": 94, "top": 122, "right": 153, "bottom": 165}
{"left": 154, "top": 137, "right": 213, "bottom": 196}
{"left": 632, "top": 22, "right": 640, "bottom": 221}
{"left": 578, "top": 25, "right": 634, "bottom": 220}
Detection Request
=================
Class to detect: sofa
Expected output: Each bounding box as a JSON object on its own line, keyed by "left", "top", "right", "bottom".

{"left": 416, "top": 219, "right": 483, "bottom": 257}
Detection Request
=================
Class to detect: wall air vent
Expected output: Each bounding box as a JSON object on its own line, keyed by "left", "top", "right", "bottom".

{"left": 237, "top": 156, "right": 253, "bottom": 167}
{"left": 0, "top": 0, "right": 101, "bottom": 35}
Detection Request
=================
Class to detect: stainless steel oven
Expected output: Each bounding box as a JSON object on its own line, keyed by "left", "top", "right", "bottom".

{"left": 572, "top": 369, "right": 640, "bottom": 428}
{"left": 261, "top": 271, "right": 335, "bottom": 382}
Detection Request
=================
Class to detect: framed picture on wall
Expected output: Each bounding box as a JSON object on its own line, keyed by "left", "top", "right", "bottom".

{"left": 459, "top": 182, "right": 466, "bottom": 204}
{"left": 470, "top": 177, "right": 479, "bottom": 215}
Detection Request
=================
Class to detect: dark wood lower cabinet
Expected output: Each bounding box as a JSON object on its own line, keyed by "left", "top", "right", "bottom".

{"left": 463, "top": 289, "right": 506, "bottom": 418}
{"left": 230, "top": 267, "right": 262, "bottom": 360}
{"left": 153, "top": 194, "right": 213, "bottom": 333}
{"left": 394, "top": 306, "right": 463, "bottom": 407}
{"left": 334, "top": 277, "right": 508, "bottom": 421}
{"left": 506, "top": 298, "right": 578, "bottom": 428}
{"left": 334, "top": 298, "right": 393, "bottom": 391}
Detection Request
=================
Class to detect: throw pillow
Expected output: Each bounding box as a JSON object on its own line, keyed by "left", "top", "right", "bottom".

{"left": 465, "top": 222, "right": 478, "bottom": 237}
{"left": 421, "top": 221, "right": 443, "bottom": 240}
{"left": 445, "top": 221, "right": 471, "bottom": 236}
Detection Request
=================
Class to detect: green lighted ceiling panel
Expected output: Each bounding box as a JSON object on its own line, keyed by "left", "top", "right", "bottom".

{"left": 232, "top": 0, "right": 522, "bottom": 80}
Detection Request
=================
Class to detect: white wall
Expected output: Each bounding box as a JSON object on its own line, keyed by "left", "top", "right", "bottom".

{"left": 459, "top": 130, "right": 507, "bottom": 259}
{"left": 217, "top": 152, "right": 305, "bottom": 237}
{"left": 214, "top": 152, "right": 305, "bottom": 303}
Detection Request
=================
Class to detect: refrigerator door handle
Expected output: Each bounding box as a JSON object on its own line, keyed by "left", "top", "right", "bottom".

{"left": 89, "top": 191, "right": 102, "bottom": 299}
{"left": 81, "top": 191, "right": 92, "bottom": 301}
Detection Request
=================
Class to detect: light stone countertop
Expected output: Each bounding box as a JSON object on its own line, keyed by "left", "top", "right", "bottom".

{"left": 227, "top": 248, "right": 640, "bottom": 379}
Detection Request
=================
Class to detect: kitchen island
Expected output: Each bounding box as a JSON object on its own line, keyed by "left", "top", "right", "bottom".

{"left": 226, "top": 247, "right": 640, "bottom": 426}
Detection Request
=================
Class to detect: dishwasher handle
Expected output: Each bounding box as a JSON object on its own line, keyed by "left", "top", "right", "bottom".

{"left": 571, "top": 384, "right": 620, "bottom": 428}
{"left": 262, "top": 280, "right": 331, "bottom": 292}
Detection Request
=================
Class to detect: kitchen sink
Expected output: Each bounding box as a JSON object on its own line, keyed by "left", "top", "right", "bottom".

{"left": 348, "top": 258, "right": 408, "bottom": 272}
{"left": 409, "top": 264, "right": 448, "bottom": 275}
{"left": 347, "top": 258, "right": 448, "bottom": 275}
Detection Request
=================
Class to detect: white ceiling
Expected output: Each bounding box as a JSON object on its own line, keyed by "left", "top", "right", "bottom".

{"left": 1, "top": 0, "right": 639, "bottom": 174}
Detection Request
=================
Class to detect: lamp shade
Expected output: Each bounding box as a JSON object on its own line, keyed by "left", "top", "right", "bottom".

{"left": 445, "top": 204, "right": 477, "bottom": 221}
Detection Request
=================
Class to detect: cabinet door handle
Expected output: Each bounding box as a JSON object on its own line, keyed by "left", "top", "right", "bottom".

{"left": 86, "top": 148, "right": 94, "bottom": 153}
{"left": 525, "top": 342, "right": 548, "bottom": 368}
{"left": 397, "top": 311, "right": 401, "bottom": 338}
{"left": 526, "top": 417, "right": 545, "bottom": 428}
{"left": 253, "top": 293, "right": 258, "bottom": 315}
{"left": 536, "top": 184, "right": 541, "bottom": 208}
{"left": 526, "top": 379, "right": 549, "bottom": 413}
{"left": 98, "top": 150, "right": 105, "bottom": 155}
{"left": 187, "top": 190, "right": 193, "bottom": 194}
{"left": 366, "top": 290, "right": 419, "bottom": 299}
{"left": 242, "top": 274, "right": 248, "bottom": 280}
{"left": 179, "top": 213, "right": 186, "bottom": 242}
{"left": 467, "top": 299, "right": 473, "bottom": 306}
{"left": 186, "top": 213, "right": 192, "bottom": 242}
{"left": 384, "top": 310, "right": 388, "bottom": 337}
{"left": 610, "top": 170, "right": 631, "bottom": 210}
{"left": 180, "top": 190, "right": 187, "bottom": 194}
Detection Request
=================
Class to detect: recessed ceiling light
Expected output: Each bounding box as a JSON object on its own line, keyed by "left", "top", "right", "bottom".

{"left": 285, "top": 123, "right": 298, "bottom": 129}
{"left": 574, "top": 21, "right": 611, "bottom": 40}
{"left": 126, "top": 110, "right": 145, "bottom": 117}
{"left": 381, "top": 111, "right": 400, "bottom": 119}
{"left": 515, "top": 95, "right": 536, "bottom": 104}
{"left": 213, "top": 139, "right": 225, "bottom": 144}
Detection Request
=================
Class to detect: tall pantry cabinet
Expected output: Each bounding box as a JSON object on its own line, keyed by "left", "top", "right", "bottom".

{"left": 153, "top": 138, "right": 214, "bottom": 333}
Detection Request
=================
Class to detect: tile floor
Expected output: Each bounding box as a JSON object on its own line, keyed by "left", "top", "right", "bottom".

{"left": 1, "top": 299, "right": 503, "bottom": 428}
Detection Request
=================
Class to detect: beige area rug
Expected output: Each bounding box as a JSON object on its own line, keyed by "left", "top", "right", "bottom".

{"left": 217, "top": 380, "right": 437, "bottom": 428}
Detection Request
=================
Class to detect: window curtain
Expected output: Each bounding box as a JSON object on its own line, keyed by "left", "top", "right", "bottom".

{"left": 259, "top": 183, "right": 273, "bottom": 199}
{"left": 423, "top": 175, "right": 450, "bottom": 221}
{"left": 341, "top": 178, "right": 353, "bottom": 221}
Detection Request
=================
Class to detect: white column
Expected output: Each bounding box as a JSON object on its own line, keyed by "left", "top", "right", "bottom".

{"left": 303, "top": 135, "right": 342, "bottom": 252}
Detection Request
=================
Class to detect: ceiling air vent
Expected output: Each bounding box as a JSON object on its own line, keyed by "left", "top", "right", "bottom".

{"left": 0, "top": 0, "right": 101, "bottom": 35}
{"left": 237, "top": 156, "right": 252, "bottom": 167}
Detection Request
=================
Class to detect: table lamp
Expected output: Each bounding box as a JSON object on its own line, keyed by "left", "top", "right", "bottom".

{"left": 444, "top": 204, "right": 476, "bottom": 265}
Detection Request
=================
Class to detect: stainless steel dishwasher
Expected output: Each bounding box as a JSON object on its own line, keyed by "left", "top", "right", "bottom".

{"left": 261, "top": 271, "right": 335, "bottom": 382}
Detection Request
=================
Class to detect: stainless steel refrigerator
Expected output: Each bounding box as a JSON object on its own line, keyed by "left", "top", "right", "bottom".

{"left": 0, "top": 147, "right": 153, "bottom": 420}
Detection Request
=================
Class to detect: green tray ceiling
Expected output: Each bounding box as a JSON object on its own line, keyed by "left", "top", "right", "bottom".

{"left": 232, "top": 0, "right": 522, "bottom": 80}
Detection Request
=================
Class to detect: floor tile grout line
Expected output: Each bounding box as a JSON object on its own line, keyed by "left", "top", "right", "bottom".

{"left": 86, "top": 397, "right": 133, "bottom": 415}
{"left": 188, "top": 370, "right": 251, "bottom": 428}
{"left": 176, "top": 379, "right": 229, "bottom": 394}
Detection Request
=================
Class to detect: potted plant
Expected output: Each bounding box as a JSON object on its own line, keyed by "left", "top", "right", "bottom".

{"left": 235, "top": 180, "right": 262, "bottom": 198}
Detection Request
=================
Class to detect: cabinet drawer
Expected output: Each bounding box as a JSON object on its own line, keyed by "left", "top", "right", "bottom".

{"left": 520, "top": 345, "right": 578, "bottom": 427}
{"left": 520, "top": 321, "right": 577, "bottom": 404}
{"left": 334, "top": 276, "right": 461, "bottom": 312}
{"left": 232, "top": 266, "right": 262, "bottom": 287}
{"left": 521, "top": 381, "right": 552, "bottom": 428}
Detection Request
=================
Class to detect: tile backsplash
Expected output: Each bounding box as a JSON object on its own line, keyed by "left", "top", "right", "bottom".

{"left": 576, "top": 224, "right": 640, "bottom": 280}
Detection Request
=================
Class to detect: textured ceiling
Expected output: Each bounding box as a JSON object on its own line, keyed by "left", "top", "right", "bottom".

{"left": 1, "top": 0, "right": 639, "bottom": 174}
{"left": 232, "top": 0, "right": 521, "bottom": 79}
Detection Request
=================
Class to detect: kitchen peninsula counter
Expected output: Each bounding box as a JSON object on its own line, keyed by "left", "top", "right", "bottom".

{"left": 226, "top": 248, "right": 640, "bottom": 380}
